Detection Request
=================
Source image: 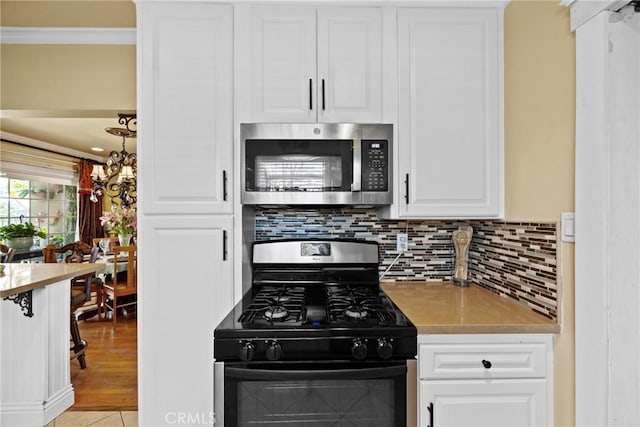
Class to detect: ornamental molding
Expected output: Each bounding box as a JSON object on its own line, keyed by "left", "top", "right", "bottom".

{"left": 0, "top": 27, "right": 136, "bottom": 45}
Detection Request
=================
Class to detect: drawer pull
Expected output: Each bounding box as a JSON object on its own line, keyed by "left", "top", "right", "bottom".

{"left": 482, "top": 359, "right": 492, "bottom": 369}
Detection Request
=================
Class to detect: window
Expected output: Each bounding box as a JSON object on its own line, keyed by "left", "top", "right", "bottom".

{"left": 0, "top": 177, "right": 78, "bottom": 247}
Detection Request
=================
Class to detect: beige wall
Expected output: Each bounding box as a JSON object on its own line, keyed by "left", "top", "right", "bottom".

{"left": 1, "top": 44, "right": 136, "bottom": 111}
{"left": 505, "top": 1, "right": 575, "bottom": 426}
{"left": 0, "top": 0, "right": 135, "bottom": 27}
{"left": 0, "top": 0, "right": 136, "bottom": 111}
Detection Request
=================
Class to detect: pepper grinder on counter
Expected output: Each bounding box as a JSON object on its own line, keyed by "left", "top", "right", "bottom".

{"left": 452, "top": 225, "right": 473, "bottom": 286}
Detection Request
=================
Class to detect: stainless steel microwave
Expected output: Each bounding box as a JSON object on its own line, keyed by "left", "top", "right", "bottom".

{"left": 241, "top": 123, "right": 392, "bottom": 206}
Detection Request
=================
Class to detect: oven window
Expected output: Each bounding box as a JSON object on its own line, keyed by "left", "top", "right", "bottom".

{"left": 238, "top": 379, "right": 394, "bottom": 426}
{"left": 223, "top": 362, "right": 406, "bottom": 427}
{"left": 245, "top": 139, "right": 353, "bottom": 192}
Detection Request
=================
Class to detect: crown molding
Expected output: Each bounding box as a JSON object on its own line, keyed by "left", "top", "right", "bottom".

{"left": 0, "top": 27, "right": 136, "bottom": 45}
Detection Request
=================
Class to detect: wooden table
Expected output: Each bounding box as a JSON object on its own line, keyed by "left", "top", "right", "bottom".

{"left": 95, "top": 253, "right": 130, "bottom": 276}
{"left": 0, "top": 262, "right": 102, "bottom": 426}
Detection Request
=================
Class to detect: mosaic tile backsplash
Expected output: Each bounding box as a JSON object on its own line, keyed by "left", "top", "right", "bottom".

{"left": 255, "top": 208, "right": 559, "bottom": 320}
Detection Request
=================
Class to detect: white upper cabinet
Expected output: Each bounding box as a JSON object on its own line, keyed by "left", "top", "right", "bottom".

{"left": 241, "top": 6, "right": 383, "bottom": 123}
{"left": 247, "top": 7, "right": 316, "bottom": 123}
{"left": 316, "top": 8, "right": 383, "bottom": 123}
{"left": 382, "top": 7, "right": 504, "bottom": 219}
{"left": 138, "top": 3, "right": 233, "bottom": 215}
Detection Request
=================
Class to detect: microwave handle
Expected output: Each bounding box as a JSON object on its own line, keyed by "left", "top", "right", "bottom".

{"left": 352, "top": 138, "right": 361, "bottom": 192}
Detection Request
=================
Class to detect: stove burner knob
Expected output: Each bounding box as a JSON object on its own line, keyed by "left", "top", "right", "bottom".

{"left": 265, "top": 341, "right": 283, "bottom": 361}
{"left": 351, "top": 339, "right": 368, "bottom": 360}
{"left": 239, "top": 342, "right": 255, "bottom": 361}
{"left": 377, "top": 338, "right": 393, "bottom": 360}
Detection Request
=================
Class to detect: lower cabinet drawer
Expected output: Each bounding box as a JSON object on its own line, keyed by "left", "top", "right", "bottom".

{"left": 419, "top": 342, "right": 547, "bottom": 380}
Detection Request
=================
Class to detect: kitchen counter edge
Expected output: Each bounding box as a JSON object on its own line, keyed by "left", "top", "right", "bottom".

{"left": 0, "top": 263, "right": 102, "bottom": 297}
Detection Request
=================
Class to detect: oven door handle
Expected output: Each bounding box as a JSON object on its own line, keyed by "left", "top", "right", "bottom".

{"left": 225, "top": 365, "right": 406, "bottom": 381}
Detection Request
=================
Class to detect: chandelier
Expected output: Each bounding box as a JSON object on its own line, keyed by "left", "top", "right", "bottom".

{"left": 90, "top": 113, "right": 137, "bottom": 208}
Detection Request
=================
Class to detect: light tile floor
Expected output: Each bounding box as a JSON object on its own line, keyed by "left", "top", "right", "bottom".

{"left": 47, "top": 411, "right": 138, "bottom": 427}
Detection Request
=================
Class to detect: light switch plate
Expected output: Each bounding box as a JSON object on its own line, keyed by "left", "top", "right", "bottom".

{"left": 561, "top": 212, "right": 575, "bottom": 243}
{"left": 397, "top": 233, "right": 408, "bottom": 252}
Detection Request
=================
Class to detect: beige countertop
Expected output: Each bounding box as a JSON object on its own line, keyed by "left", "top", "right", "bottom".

{"left": 0, "top": 263, "right": 102, "bottom": 297}
{"left": 381, "top": 281, "right": 560, "bottom": 334}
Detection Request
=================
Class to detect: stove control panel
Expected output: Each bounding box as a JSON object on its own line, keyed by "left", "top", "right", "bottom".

{"left": 220, "top": 336, "right": 413, "bottom": 362}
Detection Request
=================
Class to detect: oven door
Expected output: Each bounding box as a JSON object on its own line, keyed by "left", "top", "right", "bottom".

{"left": 215, "top": 360, "right": 409, "bottom": 427}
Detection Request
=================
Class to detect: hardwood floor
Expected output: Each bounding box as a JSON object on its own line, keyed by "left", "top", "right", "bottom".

{"left": 69, "top": 315, "right": 138, "bottom": 411}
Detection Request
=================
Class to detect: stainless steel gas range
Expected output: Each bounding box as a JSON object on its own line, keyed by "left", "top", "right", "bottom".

{"left": 214, "top": 239, "right": 417, "bottom": 427}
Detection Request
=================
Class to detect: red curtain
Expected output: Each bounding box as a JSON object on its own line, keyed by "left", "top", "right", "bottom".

{"left": 78, "top": 160, "right": 104, "bottom": 244}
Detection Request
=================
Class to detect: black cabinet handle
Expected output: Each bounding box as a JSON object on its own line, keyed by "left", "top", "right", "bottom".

{"left": 309, "top": 79, "right": 313, "bottom": 110}
{"left": 222, "top": 170, "right": 228, "bottom": 202}
{"left": 482, "top": 359, "right": 492, "bottom": 369}
{"left": 322, "top": 79, "right": 325, "bottom": 110}
{"left": 427, "top": 402, "right": 434, "bottom": 427}
{"left": 222, "top": 230, "right": 228, "bottom": 261}
{"left": 404, "top": 173, "right": 409, "bottom": 204}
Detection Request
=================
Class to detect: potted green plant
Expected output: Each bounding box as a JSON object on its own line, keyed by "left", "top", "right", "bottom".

{"left": 0, "top": 222, "right": 47, "bottom": 251}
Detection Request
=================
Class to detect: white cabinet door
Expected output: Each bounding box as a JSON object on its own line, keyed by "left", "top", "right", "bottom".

{"left": 248, "top": 7, "right": 316, "bottom": 123}
{"left": 317, "top": 8, "right": 382, "bottom": 123}
{"left": 138, "top": 215, "right": 234, "bottom": 427}
{"left": 420, "top": 379, "right": 548, "bottom": 427}
{"left": 138, "top": 3, "right": 233, "bottom": 215}
{"left": 245, "top": 6, "right": 383, "bottom": 123}
{"left": 395, "top": 8, "right": 503, "bottom": 218}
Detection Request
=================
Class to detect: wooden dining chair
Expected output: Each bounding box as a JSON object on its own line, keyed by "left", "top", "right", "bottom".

{"left": 42, "top": 242, "right": 99, "bottom": 369}
{"left": 0, "top": 244, "right": 16, "bottom": 263}
{"left": 92, "top": 236, "right": 119, "bottom": 251}
{"left": 101, "top": 245, "right": 137, "bottom": 326}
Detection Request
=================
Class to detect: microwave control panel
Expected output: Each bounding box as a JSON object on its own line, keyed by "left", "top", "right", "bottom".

{"left": 361, "top": 140, "right": 389, "bottom": 192}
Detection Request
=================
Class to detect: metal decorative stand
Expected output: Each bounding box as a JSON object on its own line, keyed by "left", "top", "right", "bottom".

{"left": 452, "top": 226, "right": 473, "bottom": 287}
{"left": 3, "top": 291, "right": 34, "bottom": 317}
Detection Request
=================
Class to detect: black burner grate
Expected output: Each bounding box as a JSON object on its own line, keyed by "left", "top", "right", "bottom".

{"left": 238, "top": 286, "right": 306, "bottom": 326}
{"left": 326, "top": 286, "right": 397, "bottom": 326}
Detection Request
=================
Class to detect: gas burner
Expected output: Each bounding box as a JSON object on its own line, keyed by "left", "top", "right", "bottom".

{"left": 325, "top": 285, "right": 400, "bottom": 326}
{"left": 265, "top": 306, "right": 289, "bottom": 320}
{"left": 271, "top": 295, "right": 291, "bottom": 303}
{"left": 345, "top": 306, "right": 368, "bottom": 319}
